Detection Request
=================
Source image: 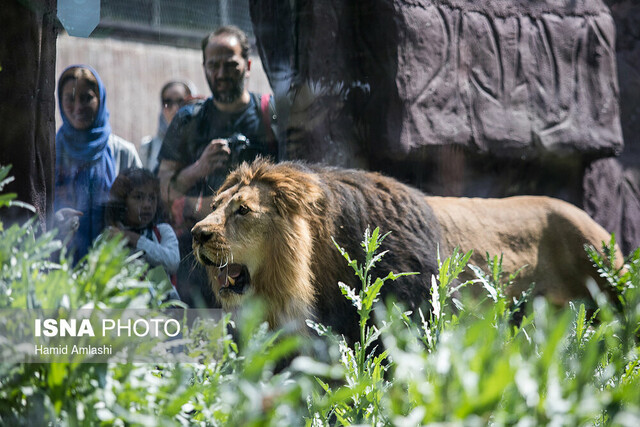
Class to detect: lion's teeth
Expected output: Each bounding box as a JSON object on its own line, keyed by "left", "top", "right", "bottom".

{"left": 227, "top": 276, "right": 236, "bottom": 286}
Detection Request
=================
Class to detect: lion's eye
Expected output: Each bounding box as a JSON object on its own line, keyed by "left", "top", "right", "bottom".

{"left": 236, "top": 205, "right": 250, "bottom": 216}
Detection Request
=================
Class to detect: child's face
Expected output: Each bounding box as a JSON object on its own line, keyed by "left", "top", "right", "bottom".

{"left": 125, "top": 183, "right": 157, "bottom": 228}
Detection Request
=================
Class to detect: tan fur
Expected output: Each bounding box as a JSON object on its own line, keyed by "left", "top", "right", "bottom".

{"left": 427, "top": 195, "right": 625, "bottom": 303}
{"left": 192, "top": 160, "right": 624, "bottom": 340}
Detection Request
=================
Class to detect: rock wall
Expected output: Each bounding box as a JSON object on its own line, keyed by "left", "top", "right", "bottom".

{"left": 250, "top": 0, "right": 640, "bottom": 253}
{"left": 251, "top": 0, "right": 623, "bottom": 164}
{"left": 607, "top": 0, "right": 640, "bottom": 173}
{"left": 395, "top": 1, "right": 622, "bottom": 159}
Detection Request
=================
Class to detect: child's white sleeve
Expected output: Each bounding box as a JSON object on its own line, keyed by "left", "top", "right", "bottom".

{"left": 135, "top": 223, "right": 180, "bottom": 274}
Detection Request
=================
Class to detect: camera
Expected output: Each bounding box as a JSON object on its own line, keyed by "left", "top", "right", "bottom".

{"left": 225, "top": 133, "right": 264, "bottom": 168}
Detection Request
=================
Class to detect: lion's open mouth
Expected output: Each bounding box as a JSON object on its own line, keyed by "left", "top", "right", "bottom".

{"left": 217, "top": 263, "right": 250, "bottom": 295}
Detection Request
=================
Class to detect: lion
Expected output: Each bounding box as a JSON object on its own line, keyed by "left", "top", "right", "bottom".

{"left": 192, "top": 159, "right": 624, "bottom": 344}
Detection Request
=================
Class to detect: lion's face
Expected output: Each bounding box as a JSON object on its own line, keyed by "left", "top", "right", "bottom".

{"left": 191, "top": 160, "right": 326, "bottom": 329}
{"left": 192, "top": 181, "right": 277, "bottom": 308}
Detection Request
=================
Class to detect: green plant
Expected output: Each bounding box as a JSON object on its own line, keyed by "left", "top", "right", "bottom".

{"left": 305, "top": 227, "right": 415, "bottom": 425}
{"left": 0, "top": 166, "right": 175, "bottom": 424}
{"left": 1, "top": 163, "right": 639, "bottom": 426}
{"left": 468, "top": 253, "right": 533, "bottom": 328}
{"left": 0, "top": 165, "right": 35, "bottom": 218}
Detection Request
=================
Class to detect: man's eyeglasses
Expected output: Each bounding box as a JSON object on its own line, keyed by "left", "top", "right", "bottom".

{"left": 163, "top": 98, "right": 185, "bottom": 108}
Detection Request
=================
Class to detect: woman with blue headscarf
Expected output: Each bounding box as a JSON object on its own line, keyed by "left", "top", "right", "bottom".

{"left": 54, "top": 65, "right": 141, "bottom": 262}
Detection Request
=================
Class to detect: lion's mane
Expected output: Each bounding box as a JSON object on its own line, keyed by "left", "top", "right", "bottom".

{"left": 195, "top": 159, "right": 441, "bottom": 342}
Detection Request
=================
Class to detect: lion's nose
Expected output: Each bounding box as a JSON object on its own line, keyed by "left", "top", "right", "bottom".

{"left": 192, "top": 225, "right": 213, "bottom": 245}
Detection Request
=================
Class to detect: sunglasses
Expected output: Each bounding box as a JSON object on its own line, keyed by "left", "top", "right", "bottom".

{"left": 163, "top": 98, "right": 185, "bottom": 108}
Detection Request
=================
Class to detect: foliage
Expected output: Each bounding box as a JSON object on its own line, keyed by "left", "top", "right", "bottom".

{"left": 303, "top": 228, "right": 416, "bottom": 425}
{"left": 0, "top": 169, "right": 639, "bottom": 425}
{"left": 0, "top": 165, "right": 35, "bottom": 226}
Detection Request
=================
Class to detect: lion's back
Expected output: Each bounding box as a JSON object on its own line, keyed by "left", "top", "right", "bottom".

{"left": 426, "top": 194, "right": 622, "bottom": 302}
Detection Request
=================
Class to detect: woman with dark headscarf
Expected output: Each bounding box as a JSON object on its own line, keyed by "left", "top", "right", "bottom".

{"left": 54, "top": 65, "right": 141, "bottom": 262}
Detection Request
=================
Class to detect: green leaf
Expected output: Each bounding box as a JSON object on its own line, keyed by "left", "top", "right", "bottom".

{"left": 574, "top": 302, "right": 587, "bottom": 346}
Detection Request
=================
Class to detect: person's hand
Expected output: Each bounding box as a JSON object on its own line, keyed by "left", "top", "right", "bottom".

{"left": 54, "top": 208, "right": 82, "bottom": 237}
{"left": 121, "top": 229, "right": 140, "bottom": 248}
{"left": 105, "top": 225, "right": 121, "bottom": 240}
{"left": 106, "top": 223, "right": 140, "bottom": 248}
{"left": 195, "top": 138, "right": 231, "bottom": 176}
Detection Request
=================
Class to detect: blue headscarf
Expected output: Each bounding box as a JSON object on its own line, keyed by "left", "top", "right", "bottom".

{"left": 55, "top": 65, "right": 116, "bottom": 262}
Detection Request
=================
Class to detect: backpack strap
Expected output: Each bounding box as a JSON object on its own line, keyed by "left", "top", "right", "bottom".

{"left": 152, "top": 225, "right": 161, "bottom": 241}
{"left": 260, "top": 93, "right": 277, "bottom": 155}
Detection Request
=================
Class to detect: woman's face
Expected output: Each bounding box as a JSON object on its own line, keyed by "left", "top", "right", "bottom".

{"left": 125, "top": 183, "right": 158, "bottom": 228}
{"left": 161, "top": 84, "right": 188, "bottom": 124}
{"left": 61, "top": 78, "right": 99, "bottom": 130}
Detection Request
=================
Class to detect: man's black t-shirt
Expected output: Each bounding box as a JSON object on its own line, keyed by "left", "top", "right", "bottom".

{"left": 158, "top": 93, "right": 276, "bottom": 308}
{"left": 158, "top": 93, "right": 275, "bottom": 197}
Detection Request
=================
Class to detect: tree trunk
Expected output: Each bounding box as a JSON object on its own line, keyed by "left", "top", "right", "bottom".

{"left": 0, "top": 0, "right": 57, "bottom": 231}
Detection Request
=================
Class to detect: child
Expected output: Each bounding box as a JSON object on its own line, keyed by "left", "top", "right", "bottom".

{"left": 105, "top": 167, "right": 180, "bottom": 300}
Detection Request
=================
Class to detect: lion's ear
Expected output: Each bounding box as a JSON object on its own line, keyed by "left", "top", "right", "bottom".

{"left": 272, "top": 174, "right": 324, "bottom": 217}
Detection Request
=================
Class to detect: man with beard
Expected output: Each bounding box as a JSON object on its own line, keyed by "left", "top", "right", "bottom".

{"left": 157, "top": 25, "right": 278, "bottom": 307}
